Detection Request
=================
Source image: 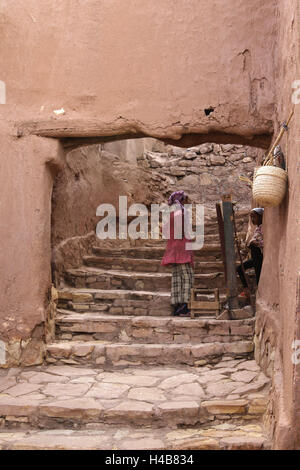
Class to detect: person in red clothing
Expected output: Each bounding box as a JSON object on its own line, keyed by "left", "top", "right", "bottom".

{"left": 161, "top": 191, "right": 194, "bottom": 316}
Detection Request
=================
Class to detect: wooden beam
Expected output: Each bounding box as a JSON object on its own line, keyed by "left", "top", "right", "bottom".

{"left": 222, "top": 195, "right": 239, "bottom": 310}
{"left": 14, "top": 119, "right": 272, "bottom": 151}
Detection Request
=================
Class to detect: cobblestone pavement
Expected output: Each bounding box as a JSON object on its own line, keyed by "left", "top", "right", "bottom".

{"left": 0, "top": 423, "right": 270, "bottom": 450}
{"left": 0, "top": 358, "right": 270, "bottom": 449}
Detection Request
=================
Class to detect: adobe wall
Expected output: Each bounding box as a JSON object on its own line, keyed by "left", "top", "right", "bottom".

{"left": 0, "top": 0, "right": 298, "bottom": 450}
{"left": 0, "top": 0, "right": 276, "bottom": 145}
{"left": 0, "top": 125, "right": 65, "bottom": 365}
{"left": 0, "top": 0, "right": 278, "bottom": 366}
{"left": 254, "top": 0, "right": 300, "bottom": 449}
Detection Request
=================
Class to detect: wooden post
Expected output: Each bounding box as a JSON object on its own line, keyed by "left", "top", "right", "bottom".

{"left": 216, "top": 202, "right": 227, "bottom": 283}
{"left": 222, "top": 195, "right": 239, "bottom": 310}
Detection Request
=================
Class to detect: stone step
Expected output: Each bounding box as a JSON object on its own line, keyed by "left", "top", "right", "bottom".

{"left": 0, "top": 424, "right": 270, "bottom": 450}
{"left": 45, "top": 340, "right": 255, "bottom": 367}
{"left": 64, "top": 267, "right": 228, "bottom": 291}
{"left": 83, "top": 256, "right": 235, "bottom": 274}
{"left": 92, "top": 245, "right": 224, "bottom": 260}
{"left": 57, "top": 288, "right": 228, "bottom": 316}
{"left": 204, "top": 210, "right": 249, "bottom": 222}
{"left": 128, "top": 230, "right": 246, "bottom": 244}
{"left": 58, "top": 288, "right": 173, "bottom": 316}
{"left": 0, "top": 361, "right": 270, "bottom": 431}
{"left": 140, "top": 223, "right": 246, "bottom": 240}
{"left": 55, "top": 313, "right": 255, "bottom": 344}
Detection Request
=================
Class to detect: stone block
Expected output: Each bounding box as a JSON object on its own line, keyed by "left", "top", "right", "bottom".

{"left": 28, "top": 372, "right": 69, "bottom": 384}
{"left": 0, "top": 397, "right": 37, "bottom": 416}
{"left": 72, "top": 304, "right": 90, "bottom": 311}
{"left": 210, "top": 155, "right": 226, "bottom": 165}
{"left": 229, "top": 154, "right": 243, "bottom": 162}
{"left": 134, "top": 308, "right": 149, "bottom": 315}
{"left": 119, "top": 437, "right": 164, "bottom": 450}
{"left": 231, "top": 370, "right": 258, "bottom": 383}
{"left": 5, "top": 415, "right": 29, "bottom": 423}
{"left": 72, "top": 344, "right": 95, "bottom": 357}
{"left": 43, "top": 382, "right": 90, "bottom": 397}
{"left": 237, "top": 360, "right": 260, "bottom": 372}
{"left": 58, "top": 292, "right": 73, "bottom": 300}
{"left": 4, "top": 383, "right": 41, "bottom": 397}
{"left": 191, "top": 343, "right": 223, "bottom": 358}
{"left": 159, "top": 373, "right": 200, "bottom": 390}
{"left": 0, "top": 378, "right": 17, "bottom": 393}
{"left": 220, "top": 436, "right": 266, "bottom": 450}
{"left": 123, "top": 307, "right": 135, "bottom": 315}
{"left": 47, "top": 343, "right": 72, "bottom": 358}
{"left": 171, "top": 437, "right": 219, "bottom": 450}
{"left": 108, "top": 307, "right": 123, "bottom": 315}
{"left": 248, "top": 404, "right": 266, "bottom": 414}
{"left": 201, "top": 399, "right": 248, "bottom": 415}
{"left": 105, "top": 400, "right": 155, "bottom": 422}
{"left": 158, "top": 401, "right": 199, "bottom": 425}
{"left": 131, "top": 328, "right": 152, "bottom": 339}
{"left": 87, "top": 382, "right": 129, "bottom": 399}
{"left": 128, "top": 387, "right": 166, "bottom": 402}
{"left": 72, "top": 293, "right": 93, "bottom": 303}
{"left": 45, "top": 365, "right": 96, "bottom": 376}
{"left": 199, "top": 144, "right": 213, "bottom": 154}
{"left": 142, "top": 345, "right": 164, "bottom": 357}
{"left": 100, "top": 373, "right": 158, "bottom": 387}
{"left": 206, "top": 380, "right": 244, "bottom": 397}
{"left": 39, "top": 399, "right": 103, "bottom": 420}
{"left": 172, "top": 382, "right": 205, "bottom": 398}
{"left": 106, "top": 345, "right": 141, "bottom": 361}
{"left": 223, "top": 341, "right": 253, "bottom": 354}
{"left": 20, "top": 339, "right": 45, "bottom": 367}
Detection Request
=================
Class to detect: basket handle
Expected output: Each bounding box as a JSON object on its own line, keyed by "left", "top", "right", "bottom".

{"left": 263, "top": 109, "right": 294, "bottom": 166}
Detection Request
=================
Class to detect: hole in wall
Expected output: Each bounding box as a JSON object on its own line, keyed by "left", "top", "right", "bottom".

{"left": 204, "top": 107, "right": 215, "bottom": 116}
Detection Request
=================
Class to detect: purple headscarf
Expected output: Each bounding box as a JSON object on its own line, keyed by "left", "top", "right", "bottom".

{"left": 168, "top": 190, "right": 187, "bottom": 210}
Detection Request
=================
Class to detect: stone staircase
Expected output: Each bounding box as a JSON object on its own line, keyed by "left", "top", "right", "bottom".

{"left": 0, "top": 209, "right": 272, "bottom": 450}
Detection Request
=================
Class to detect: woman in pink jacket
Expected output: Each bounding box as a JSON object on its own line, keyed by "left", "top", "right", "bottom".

{"left": 161, "top": 191, "right": 194, "bottom": 316}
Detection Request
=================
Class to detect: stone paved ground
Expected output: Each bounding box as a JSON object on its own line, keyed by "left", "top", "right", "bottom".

{"left": 0, "top": 358, "right": 270, "bottom": 449}
{"left": 0, "top": 423, "right": 270, "bottom": 450}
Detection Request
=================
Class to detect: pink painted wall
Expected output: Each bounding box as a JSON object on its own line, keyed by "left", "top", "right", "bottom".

{"left": 0, "top": 0, "right": 278, "bottom": 350}
{"left": 0, "top": 0, "right": 299, "bottom": 448}
{"left": 255, "top": 0, "right": 300, "bottom": 449}
{"left": 0, "top": 0, "right": 276, "bottom": 143}
{"left": 0, "top": 128, "right": 65, "bottom": 346}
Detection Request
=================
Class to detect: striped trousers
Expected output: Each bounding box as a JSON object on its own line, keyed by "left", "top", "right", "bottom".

{"left": 171, "top": 263, "right": 194, "bottom": 305}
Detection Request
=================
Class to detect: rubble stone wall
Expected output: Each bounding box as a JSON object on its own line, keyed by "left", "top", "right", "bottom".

{"left": 138, "top": 142, "right": 261, "bottom": 206}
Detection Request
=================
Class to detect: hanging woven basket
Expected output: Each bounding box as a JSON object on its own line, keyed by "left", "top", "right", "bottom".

{"left": 252, "top": 166, "right": 288, "bottom": 207}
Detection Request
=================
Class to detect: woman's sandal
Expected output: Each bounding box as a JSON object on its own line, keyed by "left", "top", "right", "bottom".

{"left": 172, "top": 304, "right": 180, "bottom": 316}
{"left": 176, "top": 303, "right": 190, "bottom": 317}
